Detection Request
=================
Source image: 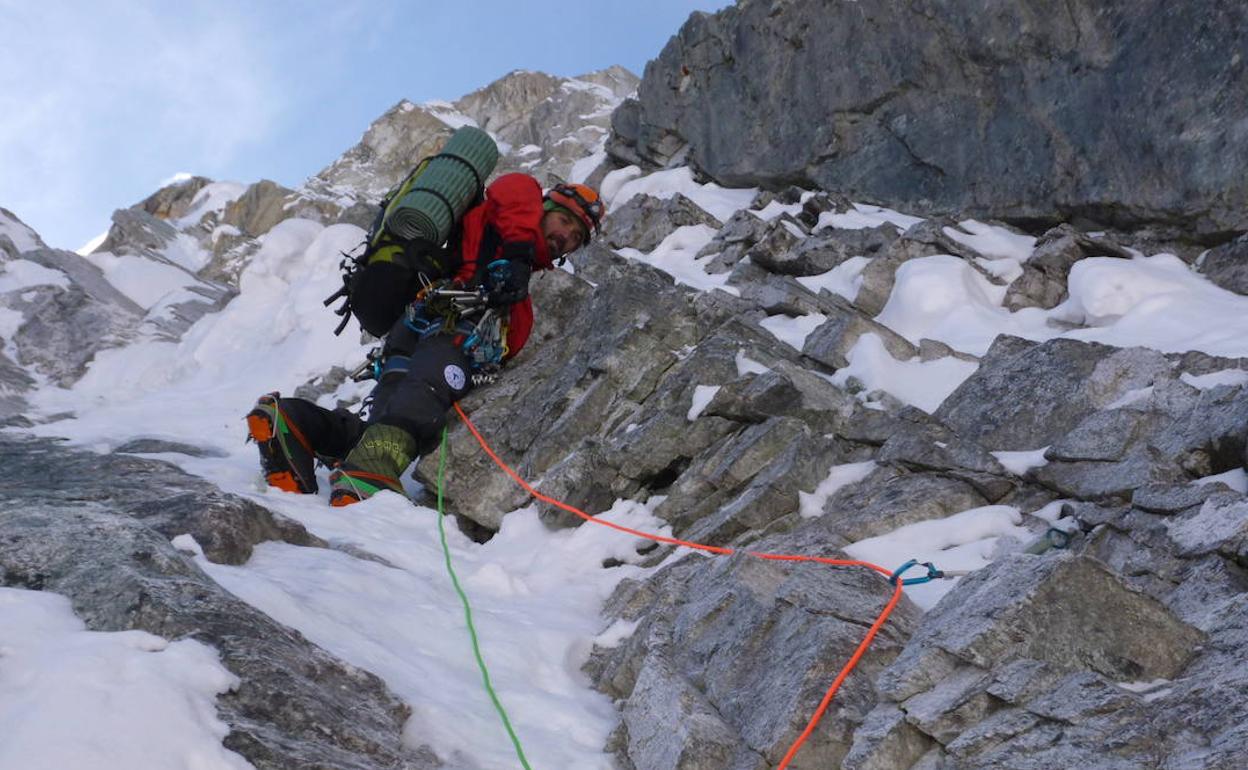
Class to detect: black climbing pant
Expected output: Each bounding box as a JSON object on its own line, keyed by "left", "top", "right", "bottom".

{"left": 273, "top": 330, "right": 476, "bottom": 464}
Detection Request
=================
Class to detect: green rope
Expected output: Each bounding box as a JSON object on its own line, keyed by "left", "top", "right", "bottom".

{"left": 436, "top": 427, "right": 533, "bottom": 769}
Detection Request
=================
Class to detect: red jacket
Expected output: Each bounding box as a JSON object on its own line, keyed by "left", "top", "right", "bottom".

{"left": 453, "top": 173, "right": 553, "bottom": 359}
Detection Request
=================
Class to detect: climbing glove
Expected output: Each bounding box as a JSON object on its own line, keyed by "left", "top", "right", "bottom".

{"left": 484, "top": 242, "right": 534, "bottom": 308}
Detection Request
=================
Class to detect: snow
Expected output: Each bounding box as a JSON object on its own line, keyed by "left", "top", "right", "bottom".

{"left": 605, "top": 166, "right": 757, "bottom": 222}
{"left": 0, "top": 210, "right": 42, "bottom": 253}
{"left": 799, "top": 461, "right": 878, "bottom": 518}
{"left": 76, "top": 231, "right": 108, "bottom": 256}
{"left": 735, "top": 350, "right": 770, "bottom": 376}
{"left": 196, "top": 498, "right": 665, "bottom": 769}
{"left": 0, "top": 587, "right": 251, "bottom": 770}
{"left": 569, "top": 148, "right": 606, "bottom": 185}
{"left": 1181, "top": 369, "right": 1248, "bottom": 390}
{"left": 426, "top": 101, "right": 479, "bottom": 130}
{"left": 844, "top": 505, "right": 1034, "bottom": 609}
{"left": 1194, "top": 468, "right": 1248, "bottom": 494}
{"left": 687, "top": 384, "right": 721, "bottom": 420}
{"left": 831, "top": 334, "right": 979, "bottom": 414}
{"left": 875, "top": 255, "right": 1019, "bottom": 357}
{"left": 991, "top": 448, "right": 1051, "bottom": 475}
{"left": 796, "top": 256, "right": 872, "bottom": 302}
{"left": 14, "top": 150, "right": 1248, "bottom": 766}
{"left": 1165, "top": 496, "right": 1248, "bottom": 554}
{"left": 943, "top": 219, "right": 1036, "bottom": 261}
{"left": 1106, "top": 386, "right": 1155, "bottom": 409}
{"left": 83, "top": 250, "right": 204, "bottom": 310}
{"left": 17, "top": 203, "right": 661, "bottom": 768}
{"left": 814, "top": 203, "right": 923, "bottom": 232}
{"left": 0, "top": 259, "right": 70, "bottom": 292}
{"left": 613, "top": 224, "right": 738, "bottom": 295}
{"left": 758, "top": 312, "right": 827, "bottom": 351}
{"left": 176, "top": 181, "right": 247, "bottom": 228}
{"left": 1054, "top": 255, "right": 1248, "bottom": 357}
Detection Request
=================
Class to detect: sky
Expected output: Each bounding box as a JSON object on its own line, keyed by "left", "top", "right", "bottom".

{"left": 0, "top": 0, "right": 731, "bottom": 253}
{"left": 8, "top": 139, "right": 1248, "bottom": 766}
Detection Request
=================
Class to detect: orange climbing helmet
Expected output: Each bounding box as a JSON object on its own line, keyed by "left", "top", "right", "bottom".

{"left": 544, "top": 183, "right": 605, "bottom": 242}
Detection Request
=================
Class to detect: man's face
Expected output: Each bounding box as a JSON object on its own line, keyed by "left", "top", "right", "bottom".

{"left": 541, "top": 209, "right": 587, "bottom": 258}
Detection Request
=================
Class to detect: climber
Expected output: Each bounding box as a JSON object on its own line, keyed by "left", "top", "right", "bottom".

{"left": 245, "top": 175, "right": 604, "bottom": 506}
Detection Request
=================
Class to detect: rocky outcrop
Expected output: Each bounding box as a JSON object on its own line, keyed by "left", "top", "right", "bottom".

{"left": 2, "top": 247, "right": 144, "bottom": 386}
{"left": 845, "top": 552, "right": 1210, "bottom": 770}
{"left": 1200, "top": 234, "right": 1248, "bottom": 296}
{"left": 306, "top": 67, "right": 638, "bottom": 212}
{"left": 590, "top": 539, "right": 922, "bottom": 768}
{"left": 0, "top": 435, "right": 437, "bottom": 769}
{"left": 134, "top": 175, "right": 213, "bottom": 221}
{"left": 610, "top": 0, "right": 1248, "bottom": 241}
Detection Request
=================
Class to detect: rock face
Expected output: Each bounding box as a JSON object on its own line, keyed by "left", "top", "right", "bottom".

{"left": 610, "top": 0, "right": 1248, "bottom": 240}
{"left": 6, "top": 22, "right": 1248, "bottom": 768}
{"left": 306, "top": 67, "right": 638, "bottom": 209}
{"left": 0, "top": 435, "right": 437, "bottom": 769}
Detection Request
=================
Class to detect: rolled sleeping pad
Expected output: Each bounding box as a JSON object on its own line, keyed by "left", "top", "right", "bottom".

{"left": 383, "top": 126, "right": 499, "bottom": 246}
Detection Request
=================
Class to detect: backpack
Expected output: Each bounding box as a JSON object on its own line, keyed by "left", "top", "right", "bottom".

{"left": 324, "top": 127, "right": 499, "bottom": 337}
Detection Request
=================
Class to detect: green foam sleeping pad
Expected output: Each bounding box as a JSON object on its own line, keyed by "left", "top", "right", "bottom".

{"left": 382, "top": 126, "right": 500, "bottom": 246}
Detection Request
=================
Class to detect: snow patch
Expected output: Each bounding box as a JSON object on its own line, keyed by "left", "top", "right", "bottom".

{"left": 0, "top": 587, "right": 250, "bottom": 770}
{"left": 844, "top": 506, "right": 1032, "bottom": 610}
{"left": 687, "top": 384, "right": 721, "bottom": 421}
{"left": 799, "top": 462, "right": 878, "bottom": 518}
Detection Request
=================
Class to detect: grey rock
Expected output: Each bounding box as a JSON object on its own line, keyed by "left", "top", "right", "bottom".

{"left": 1165, "top": 496, "right": 1248, "bottom": 559}
{"left": 801, "top": 294, "right": 918, "bottom": 370}
{"left": 935, "top": 337, "right": 1173, "bottom": 450}
{"left": 0, "top": 435, "right": 322, "bottom": 566}
{"left": 899, "top": 668, "right": 995, "bottom": 745}
{"left": 97, "top": 208, "right": 180, "bottom": 258}
{"left": 880, "top": 554, "right": 1202, "bottom": 703}
{"left": 1199, "top": 233, "right": 1248, "bottom": 295}
{"left": 728, "top": 260, "right": 827, "bottom": 316}
{"left": 603, "top": 192, "right": 722, "bottom": 253}
{"left": 984, "top": 658, "right": 1062, "bottom": 705}
{"left": 5, "top": 249, "right": 143, "bottom": 387}
{"left": 917, "top": 339, "right": 978, "bottom": 364}
{"left": 115, "top": 438, "right": 230, "bottom": 458}
{"left": 133, "top": 175, "right": 214, "bottom": 224}
{"left": 815, "top": 466, "right": 990, "bottom": 542}
{"left": 760, "top": 224, "right": 897, "bottom": 278}
{"left": 1004, "top": 225, "right": 1134, "bottom": 311}
{"left": 1131, "top": 482, "right": 1227, "bottom": 514}
{"left": 700, "top": 210, "right": 770, "bottom": 272}
{"left": 0, "top": 436, "right": 433, "bottom": 769}
{"left": 622, "top": 651, "right": 767, "bottom": 770}
{"left": 704, "top": 359, "right": 858, "bottom": 434}
{"left": 221, "top": 179, "right": 302, "bottom": 238}
{"left": 1046, "top": 409, "right": 1148, "bottom": 462}
{"left": 1035, "top": 379, "right": 1248, "bottom": 501}
{"left": 616, "top": 0, "right": 1248, "bottom": 238}
{"left": 842, "top": 704, "right": 936, "bottom": 770}
{"left": 1, "top": 206, "right": 48, "bottom": 255}
{"left": 656, "top": 416, "right": 833, "bottom": 543}
{"left": 591, "top": 532, "right": 922, "bottom": 769}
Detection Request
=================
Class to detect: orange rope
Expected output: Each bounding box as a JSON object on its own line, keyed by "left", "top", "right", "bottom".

{"left": 453, "top": 403, "right": 907, "bottom": 768}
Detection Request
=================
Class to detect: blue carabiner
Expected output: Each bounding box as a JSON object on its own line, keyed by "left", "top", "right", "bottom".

{"left": 890, "top": 560, "right": 945, "bottom": 586}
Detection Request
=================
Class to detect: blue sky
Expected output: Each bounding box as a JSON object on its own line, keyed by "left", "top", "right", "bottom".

{"left": 0, "top": 1, "right": 731, "bottom": 251}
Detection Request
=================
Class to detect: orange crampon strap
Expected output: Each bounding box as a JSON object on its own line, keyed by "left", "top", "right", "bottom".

{"left": 453, "top": 403, "right": 908, "bottom": 769}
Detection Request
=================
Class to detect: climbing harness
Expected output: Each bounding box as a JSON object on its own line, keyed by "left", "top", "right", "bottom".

{"left": 347, "top": 281, "right": 508, "bottom": 383}
{"left": 447, "top": 403, "right": 967, "bottom": 769}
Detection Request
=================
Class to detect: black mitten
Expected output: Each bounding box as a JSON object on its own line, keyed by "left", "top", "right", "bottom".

{"left": 484, "top": 242, "right": 535, "bottom": 307}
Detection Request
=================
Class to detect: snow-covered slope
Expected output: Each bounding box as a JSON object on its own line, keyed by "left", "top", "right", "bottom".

{"left": 3, "top": 48, "right": 1248, "bottom": 770}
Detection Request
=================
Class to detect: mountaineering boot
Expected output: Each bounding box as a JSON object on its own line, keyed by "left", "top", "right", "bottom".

{"left": 247, "top": 392, "right": 318, "bottom": 493}
{"left": 329, "top": 423, "right": 418, "bottom": 507}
